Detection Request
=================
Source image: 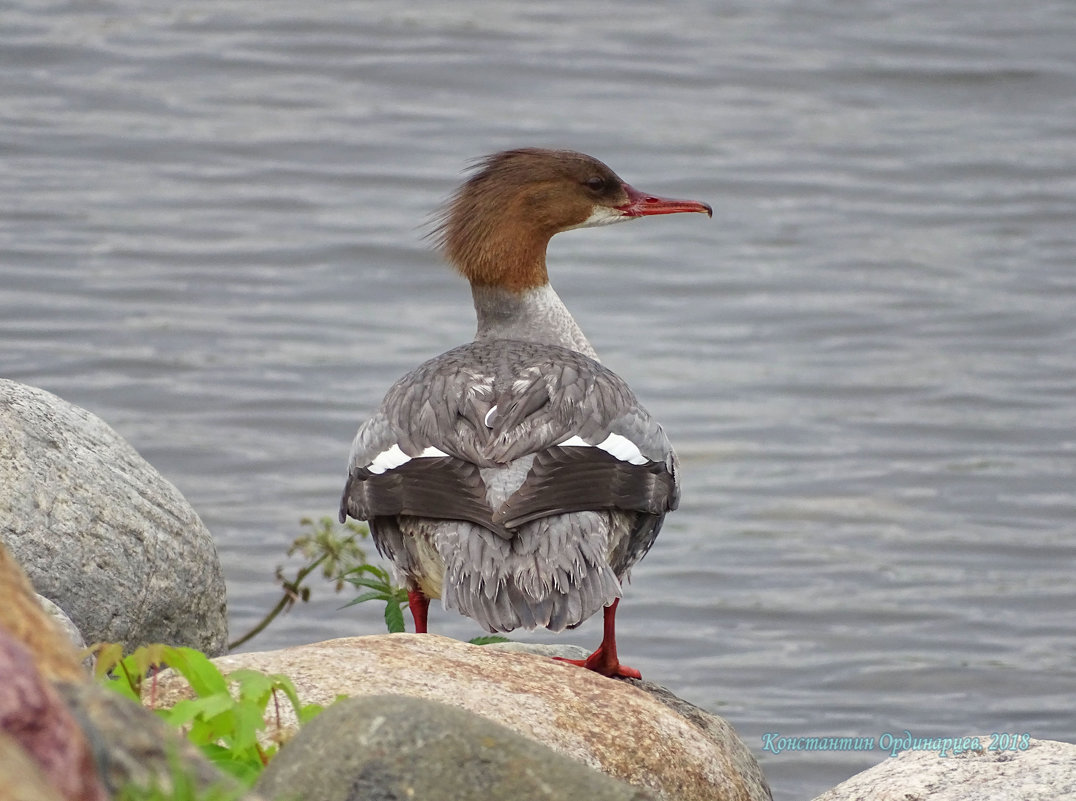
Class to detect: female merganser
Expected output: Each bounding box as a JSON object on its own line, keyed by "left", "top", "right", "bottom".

{"left": 340, "top": 148, "right": 711, "bottom": 678}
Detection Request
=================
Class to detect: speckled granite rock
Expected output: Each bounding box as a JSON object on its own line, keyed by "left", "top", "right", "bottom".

{"left": 811, "top": 735, "right": 1076, "bottom": 801}
{"left": 155, "top": 633, "right": 772, "bottom": 801}
{"left": 0, "top": 380, "right": 227, "bottom": 654}
{"left": 35, "top": 595, "right": 95, "bottom": 673}
{"left": 35, "top": 596, "right": 85, "bottom": 650}
{"left": 257, "top": 694, "right": 655, "bottom": 801}
{"left": 482, "top": 640, "right": 590, "bottom": 660}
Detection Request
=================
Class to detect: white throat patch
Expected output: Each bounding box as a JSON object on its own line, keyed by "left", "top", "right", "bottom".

{"left": 564, "top": 205, "right": 633, "bottom": 231}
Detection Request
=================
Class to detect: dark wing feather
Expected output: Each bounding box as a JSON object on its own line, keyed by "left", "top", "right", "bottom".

{"left": 610, "top": 511, "right": 666, "bottom": 577}
{"left": 342, "top": 339, "right": 679, "bottom": 534}
{"left": 341, "top": 457, "right": 513, "bottom": 539}
{"left": 492, "top": 446, "right": 677, "bottom": 528}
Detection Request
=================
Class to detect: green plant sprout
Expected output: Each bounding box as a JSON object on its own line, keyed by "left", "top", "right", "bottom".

{"left": 341, "top": 563, "right": 410, "bottom": 633}
{"left": 115, "top": 750, "right": 248, "bottom": 801}
{"left": 230, "top": 515, "right": 511, "bottom": 647}
{"left": 228, "top": 516, "right": 370, "bottom": 650}
{"left": 340, "top": 564, "right": 509, "bottom": 644}
{"left": 92, "top": 643, "right": 327, "bottom": 787}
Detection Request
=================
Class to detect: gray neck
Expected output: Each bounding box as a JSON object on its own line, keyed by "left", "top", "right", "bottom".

{"left": 471, "top": 284, "right": 599, "bottom": 360}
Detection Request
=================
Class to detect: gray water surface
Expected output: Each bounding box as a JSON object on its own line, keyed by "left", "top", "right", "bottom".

{"left": 2, "top": 2, "right": 1075, "bottom": 798}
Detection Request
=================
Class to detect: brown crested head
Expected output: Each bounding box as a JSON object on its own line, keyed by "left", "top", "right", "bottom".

{"left": 432, "top": 148, "right": 712, "bottom": 293}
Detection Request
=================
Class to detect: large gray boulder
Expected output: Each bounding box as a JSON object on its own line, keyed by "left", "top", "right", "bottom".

{"left": 257, "top": 694, "right": 655, "bottom": 801}
{"left": 0, "top": 380, "right": 227, "bottom": 654}
{"left": 812, "top": 734, "right": 1076, "bottom": 801}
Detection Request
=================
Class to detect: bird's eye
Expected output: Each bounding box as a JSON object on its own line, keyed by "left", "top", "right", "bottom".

{"left": 584, "top": 176, "right": 606, "bottom": 192}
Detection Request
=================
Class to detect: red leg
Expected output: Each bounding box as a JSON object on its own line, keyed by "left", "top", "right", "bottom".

{"left": 554, "top": 598, "right": 641, "bottom": 679}
{"left": 407, "top": 589, "right": 430, "bottom": 634}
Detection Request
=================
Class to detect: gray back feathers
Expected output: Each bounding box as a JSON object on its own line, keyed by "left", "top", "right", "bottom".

{"left": 340, "top": 338, "right": 678, "bottom": 632}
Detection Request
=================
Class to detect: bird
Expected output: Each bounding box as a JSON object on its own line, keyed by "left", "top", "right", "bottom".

{"left": 340, "top": 148, "right": 711, "bottom": 678}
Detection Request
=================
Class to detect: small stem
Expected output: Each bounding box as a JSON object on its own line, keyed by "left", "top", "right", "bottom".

{"left": 227, "top": 555, "right": 327, "bottom": 650}
{"left": 118, "top": 659, "right": 141, "bottom": 700}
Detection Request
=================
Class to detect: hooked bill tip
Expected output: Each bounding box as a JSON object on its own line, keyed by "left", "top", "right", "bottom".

{"left": 616, "top": 184, "right": 712, "bottom": 219}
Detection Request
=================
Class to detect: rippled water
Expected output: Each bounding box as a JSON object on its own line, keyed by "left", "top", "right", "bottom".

{"left": 2, "top": 2, "right": 1074, "bottom": 798}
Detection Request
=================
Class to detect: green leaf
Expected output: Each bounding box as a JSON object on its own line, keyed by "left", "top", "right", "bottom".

{"left": 164, "top": 646, "right": 230, "bottom": 697}
{"left": 343, "top": 563, "right": 390, "bottom": 580}
{"left": 296, "top": 702, "right": 325, "bottom": 725}
{"left": 469, "top": 635, "right": 511, "bottom": 645}
{"left": 341, "top": 590, "right": 393, "bottom": 608}
{"left": 384, "top": 601, "right": 406, "bottom": 633}
{"left": 229, "top": 669, "right": 274, "bottom": 705}
{"left": 120, "top": 643, "right": 171, "bottom": 679}
{"left": 228, "top": 703, "right": 268, "bottom": 752}
{"left": 93, "top": 642, "right": 352, "bottom": 790}
{"left": 173, "top": 693, "right": 237, "bottom": 728}
{"left": 116, "top": 746, "right": 251, "bottom": 801}
{"left": 265, "top": 676, "right": 304, "bottom": 716}
{"left": 200, "top": 743, "right": 263, "bottom": 786}
{"left": 342, "top": 576, "right": 391, "bottom": 593}
{"left": 88, "top": 642, "right": 126, "bottom": 680}
{"left": 158, "top": 697, "right": 202, "bottom": 728}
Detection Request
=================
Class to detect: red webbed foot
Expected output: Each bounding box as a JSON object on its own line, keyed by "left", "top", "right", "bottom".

{"left": 553, "top": 651, "right": 642, "bottom": 680}
{"left": 552, "top": 598, "right": 641, "bottom": 679}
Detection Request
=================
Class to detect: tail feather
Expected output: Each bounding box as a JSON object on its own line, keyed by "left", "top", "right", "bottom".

{"left": 438, "top": 513, "right": 623, "bottom": 633}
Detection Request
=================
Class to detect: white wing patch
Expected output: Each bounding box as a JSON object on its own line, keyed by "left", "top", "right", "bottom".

{"left": 558, "top": 435, "right": 588, "bottom": 447}
{"left": 596, "top": 432, "right": 648, "bottom": 465}
{"left": 418, "top": 446, "right": 450, "bottom": 458}
{"left": 366, "top": 444, "right": 449, "bottom": 475}
{"left": 557, "top": 433, "right": 648, "bottom": 465}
